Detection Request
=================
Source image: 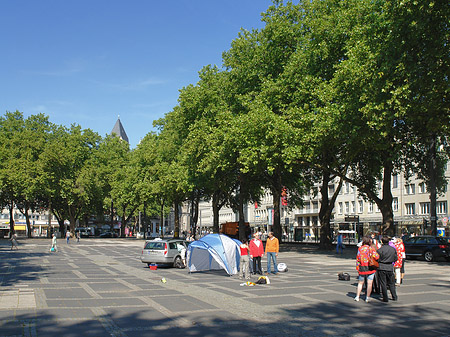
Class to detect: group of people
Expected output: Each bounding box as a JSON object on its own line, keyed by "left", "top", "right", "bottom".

{"left": 355, "top": 233, "right": 405, "bottom": 303}
{"left": 239, "top": 231, "right": 280, "bottom": 279}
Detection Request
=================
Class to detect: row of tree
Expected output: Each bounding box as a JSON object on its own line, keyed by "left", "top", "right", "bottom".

{"left": 0, "top": 111, "right": 161, "bottom": 238}
{"left": 150, "top": 0, "right": 449, "bottom": 246}
{"left": 2, "top": 1, "right": 448, "bottom": 247}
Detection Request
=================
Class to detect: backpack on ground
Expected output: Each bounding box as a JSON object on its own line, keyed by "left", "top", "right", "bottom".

{"left": 338, "top": 272, "right": 351, "bottom": 281}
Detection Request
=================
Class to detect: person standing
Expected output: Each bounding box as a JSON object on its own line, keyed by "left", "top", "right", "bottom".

{"left": 265, "top": 232, "right": 279, "bottom": 274}
{"left": 394, "top": 237, "right": 405, "bottom": 286}
{"left": 76, "top": 231, "right": 80, "bottom": 243}
{"left": 10, "top": 233, "right": 19, "bottom": 250}
{"left": 355, "top": 236, "right": 379, "bottom": 302}
{"left": 51, "top": 234, "right": 57, "bottom": 252}
{"left": 249, "top": 233, "right": 264, "bottom": 275}
{"left": 66, "top": 231, "right": 70, "bottom": 244}
{"left": 239, "top": 240, "right": 250, "bottom": 280}
{"left": 377, "top": 236, "right": 398, "bottom": 302}
{"left": 336, "top": 231, "right": 343, "bottom": 254}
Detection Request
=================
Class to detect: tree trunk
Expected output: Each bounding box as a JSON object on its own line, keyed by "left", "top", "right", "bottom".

{"left": 429, "top": 135, "right": 437, "bottom": 236}
{"left": 212, "top": 191, "right": 220, "bottom": 234}
{"left": 110, "top": 200, "right": 114, "bottom": 231}
{"left": 379, "top": 162, "right": 394, "bottom": 236}
{"left": 160, "top": 199, "right": 164, "bottom": 239}
{"left": 271, "top": 186, "right": 282, "bottom": 243}
{"left": 238, "top": 179, "right": 246, "bottom": 242}
{"left": 319, "top": 174, "right": 344, "bottom": 250}
{"left": 24, "top": 203, "right": 32, "bottom": 238}
{"left": 9, "top": 203, "right": 15, "bottom": 238}
{"left": 174, "top": 200, "right": 180, "bottom": 238}
{"left": 319, "top": 174, "right": 332, "bottom": 250}
{"left": 191, "top": 195, "right": 199, "bottom": 238}
{"left": 120, "top": 205, "right": 126, "bottom": 237}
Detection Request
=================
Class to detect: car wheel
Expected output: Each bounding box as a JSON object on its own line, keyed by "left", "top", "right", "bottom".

{"left": 173, "top": 256, "right": 184, "bottom": 269}
{"left": 424, "top": 251, "right": 434, "bottom": 262}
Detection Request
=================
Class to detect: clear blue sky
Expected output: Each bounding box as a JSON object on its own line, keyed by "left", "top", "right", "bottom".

{"left": 0, "top": 0, "right": 271, "bottom": 148}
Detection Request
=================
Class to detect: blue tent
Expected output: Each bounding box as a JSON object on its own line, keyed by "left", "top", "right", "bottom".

{"left": 187, "top": 234, "right": 242, "bottom": 275}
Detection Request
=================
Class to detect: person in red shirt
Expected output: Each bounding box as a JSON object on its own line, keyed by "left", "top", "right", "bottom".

{"left": 249, "top": 233, "right": 264, "bottom": 275}
{"left": 239, "top": 240, "right": 250, "bottom": 280}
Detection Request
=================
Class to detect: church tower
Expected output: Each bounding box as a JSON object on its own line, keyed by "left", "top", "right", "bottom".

{"left": 111, "top": 116, "right": 129, "bottom": 143}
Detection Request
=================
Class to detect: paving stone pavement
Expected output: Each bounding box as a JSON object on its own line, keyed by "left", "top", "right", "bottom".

{"left": 1, "top": 238, "right": 449, "bottom": 337}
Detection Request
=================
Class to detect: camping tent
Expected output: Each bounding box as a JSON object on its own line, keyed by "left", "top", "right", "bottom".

{"left": 187, "top": 234, "right": 241, "bottom": 275}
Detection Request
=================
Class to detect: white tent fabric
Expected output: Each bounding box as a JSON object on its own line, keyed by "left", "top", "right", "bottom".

{"left": 187, "top": 234, "right": 242, "bottom": 275}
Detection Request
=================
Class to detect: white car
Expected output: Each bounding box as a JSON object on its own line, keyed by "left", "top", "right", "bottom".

{"left": 140, "top": 239, "right": 189, "bottom": 268}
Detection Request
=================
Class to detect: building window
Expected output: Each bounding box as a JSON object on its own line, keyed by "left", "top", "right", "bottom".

{"left": 368, "top": 203, "right": 374, "bottom": 213}
{"left": 437, "top": 201, "right": 447, "bottom": 214}
{"left": 345, "top": 182, "right": 350, "bottom": 194}
{"left": 393, "top": 198, "right": 398, "bottom": 212}
{"left": 338, "top": 202, "right": 343, "bottom": 214}
{"left": 392, "top": 174, "right": 398, "bottom": 189}
{"left": 328, "top": 184, "right": 335, "bottom": 195}
{"left": 345, "top": 202, "right": 349, "bottom": 214}
{"left": 304, "top": 203, "right": 311, "bottom": 213}
{"left": 405, "top": 203, "right": 415, "bottom": 215}
{"left": 351, "top": 201, "right": 355, "bottom": 213}
{"left": 418, "top": 182, "right": 427, "bottom": 194}
{"left": 405, "top": 184, "right": 415, "bottom": 195}
{"left": 420, "top": 202, "right": 430, "bottom": 215}
{"left": 358, "top": 200, "right": 364, "bottom": 213}
{"left": 312, "top": 201, "right": 318, "bottom": 212}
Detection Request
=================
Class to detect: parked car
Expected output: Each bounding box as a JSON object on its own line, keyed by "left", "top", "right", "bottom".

{"left": 404, "top": 235, "right": 450, "bottom": 262}
{"left": 99, "top": 232, "right": 118, "bottom": 238}
{"left": 140, "top": 239, "right": 189, "bottom": 268}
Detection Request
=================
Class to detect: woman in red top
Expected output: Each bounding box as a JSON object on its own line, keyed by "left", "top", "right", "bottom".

{"left": 355, "top": 236, "right": 380, "bottom": 302}
{"left": 249, "top": 233, "right": 264, "bottom": 275}
{"left": 394, "top": 238, "right": 405, "bottom": 285}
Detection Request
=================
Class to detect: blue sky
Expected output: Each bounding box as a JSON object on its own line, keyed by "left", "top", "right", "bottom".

{"left": 0, "top": 0, "right": 271, "bottom": 148}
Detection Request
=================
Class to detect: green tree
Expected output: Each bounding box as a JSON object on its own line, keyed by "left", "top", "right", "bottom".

{"left": 40, "top": 125, "right": 101, "bottom": 235}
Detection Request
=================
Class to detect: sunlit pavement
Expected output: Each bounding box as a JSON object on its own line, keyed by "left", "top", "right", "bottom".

{"left": 1, "top": 238, "right": 449, "bottom": 337}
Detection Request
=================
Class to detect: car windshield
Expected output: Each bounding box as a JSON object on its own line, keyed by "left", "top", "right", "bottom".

{"left": 436, "top": 237, "right": 448, "bottom": 245}
{"left": 145, "top": 242, "right": 165, "bottom": 250}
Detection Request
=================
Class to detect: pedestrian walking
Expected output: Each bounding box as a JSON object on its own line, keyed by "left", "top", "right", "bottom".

{"left": 249, "top": 233, "right": 264, "bottom": 275}
{"left": 355, "top": 236, "right": 379, "bottom": 302}
{"left": 50, "top": 234, "right": 57, "bottom": 252}
{"left": 336, "top": 231, "right": 343, "bottom": 254}
{"left": 265, "top": 232, "right": 279, "bottom": 274}
{"left": 239, "top": 240, "right": 250, "bottom": 280}
{"left": 10, "top": 233, "right": 19, "bottom": 250}
{"left": 377, "top": 236, "right": 398, "bottom": 302}
{"left": 76, "top": 231, "right": 80, "bottom": 243}
{"left": 66, "top": 231, "right": 70, "bottom": 244}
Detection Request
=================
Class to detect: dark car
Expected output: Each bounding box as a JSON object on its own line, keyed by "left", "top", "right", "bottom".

{"left": 404, "top": 235, "right": 450, "bottom": 262}
{"left": 99, "top": 232, "right": 118, "bottom": 238}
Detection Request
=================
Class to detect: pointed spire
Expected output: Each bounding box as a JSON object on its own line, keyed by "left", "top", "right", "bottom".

{"left": 111, "top": 117, "right": 129, "bottom": 143}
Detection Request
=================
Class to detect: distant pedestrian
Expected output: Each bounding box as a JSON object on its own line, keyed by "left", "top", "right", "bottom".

{"left": 66, "top": 231, "right": 70, "bottom": 244}
{"left": 239, "top": 240, "right": 250, "bottom": 280}
{"left": 355, "top": 236, "right": 379, "bottom": 302}
{"left": 76, "top": 231, "right": 80, "bottom": 243}
{"left": 265, "top": 232, "right": 279, "bottom": 274}
{"left": 377, "top": 236, "right": 398, "bottom": 302}
{"left": 10, "top": 233, "right": 19, "bottom": 250}
{"left": 51, "top": 234, "right": 57, "bottom": 252}
{"left": 336, "top": 231, "right": 343, "bottom": 254}
{"left": 249, "top": 233, "right": 264, "bottom": 275}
